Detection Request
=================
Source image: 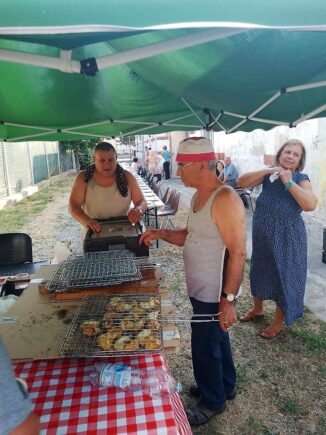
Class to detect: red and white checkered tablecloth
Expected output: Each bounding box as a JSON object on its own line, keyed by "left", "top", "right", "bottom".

{"left": 14, "top": 353, "right": 192, "bottom": 435}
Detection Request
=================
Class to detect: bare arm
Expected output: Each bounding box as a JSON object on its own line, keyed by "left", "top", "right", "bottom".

{"left": 11, "top": 411, "right": 40, "bottom": 435}
{"left": 279, "top": 171, "right": 317, "bottom": 211}
{"left": 237, "top": 167, "right": 278, "bottom": 188}
{"left": 126, "top": 171, "right": 148, "bottom": 224}
{"left": 212, "top": 188, "right": 246, "bottom": 332}
{"left": 139, "top": 228, "right": 188, "bottom": 247}
{"left": 68, "top": 172, "right": 101, "bottom": 232}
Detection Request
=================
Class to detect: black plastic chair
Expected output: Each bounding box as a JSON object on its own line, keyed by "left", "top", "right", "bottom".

{"left": 235, "top": 187, "right": 255, "bottom": 212}
{"left": 0, "top": 233, "right": 33, "bottom": 266}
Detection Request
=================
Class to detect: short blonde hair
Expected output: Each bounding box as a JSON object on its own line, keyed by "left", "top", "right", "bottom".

{"left": 275, "top": 139, "right": 306, "bottom": 172}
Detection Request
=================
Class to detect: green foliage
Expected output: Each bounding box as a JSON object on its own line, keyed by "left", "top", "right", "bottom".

{"left": 60, "top": 139, "right": 98, "bottom": 169}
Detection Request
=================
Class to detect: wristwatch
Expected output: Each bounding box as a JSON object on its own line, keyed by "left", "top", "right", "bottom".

{"left": 221, "top": 291, "right": 239, "bottom": 302}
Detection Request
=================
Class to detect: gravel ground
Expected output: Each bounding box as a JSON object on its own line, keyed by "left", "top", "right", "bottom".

{"left": 20, "top": 176, "right": 325, "bottom": 435}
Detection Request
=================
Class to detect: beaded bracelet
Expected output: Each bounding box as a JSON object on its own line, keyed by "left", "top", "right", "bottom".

{"left": 284, "top": 180, "right": 295, "bottom": 191}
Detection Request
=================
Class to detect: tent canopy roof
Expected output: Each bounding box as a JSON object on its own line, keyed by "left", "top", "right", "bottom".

{"left": 1, "top": 0, "right": 326, "bottom": 142}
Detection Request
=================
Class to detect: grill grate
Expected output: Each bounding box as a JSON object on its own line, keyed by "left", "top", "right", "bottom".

{"left": 46, "top": 250, "right": 142, "bottom": 292}
{"left": 60, "top": 294, "right": 162, "bottom": 357}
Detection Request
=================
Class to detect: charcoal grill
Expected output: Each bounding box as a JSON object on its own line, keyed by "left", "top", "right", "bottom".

{"left": 46, "top": 250, "right": 142, "bottom": 292}
{"left": 83, "top": 216, "right": 149, "bottom": 257}
{"left": 60, "top": 294, "right": 163, "bottom": 357}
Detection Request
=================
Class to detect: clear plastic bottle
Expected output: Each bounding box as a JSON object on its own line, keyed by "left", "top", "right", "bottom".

{"left": 89, "top": 362, "right": 182, "bottom": 398}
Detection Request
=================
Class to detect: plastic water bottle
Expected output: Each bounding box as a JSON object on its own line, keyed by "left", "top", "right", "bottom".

{"left": 89, "top": 362, "right": 182, "bottom": 398}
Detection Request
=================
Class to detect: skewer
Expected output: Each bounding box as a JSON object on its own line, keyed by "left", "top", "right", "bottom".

{"left": 159, "top": 312, "right": 222, "bottom": 323}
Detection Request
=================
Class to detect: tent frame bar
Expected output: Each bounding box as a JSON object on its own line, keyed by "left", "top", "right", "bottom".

{"left": 0, "top": 28, "right": 245, "bottom": 76}
{"left": 2, "top": 80, "right": 326, "bottom": 141}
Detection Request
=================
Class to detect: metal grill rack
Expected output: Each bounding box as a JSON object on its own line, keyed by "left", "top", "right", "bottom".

{"left": 60, "top": 294, "right": 163, "bottom": 357}
{"left": 46, "top": 251, "right": 142, "bottom": 292}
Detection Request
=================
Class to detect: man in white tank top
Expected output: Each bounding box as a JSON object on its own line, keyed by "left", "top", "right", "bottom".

{"left": 140, "top": 137, "right": 246, "bottom": 427}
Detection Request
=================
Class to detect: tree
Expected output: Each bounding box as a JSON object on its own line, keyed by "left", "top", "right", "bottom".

{"left": 60, "top": 139, "right": 98, "bottom": 170}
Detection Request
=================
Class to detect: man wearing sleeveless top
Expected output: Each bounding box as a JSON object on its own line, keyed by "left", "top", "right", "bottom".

{"left": 140, "top": 137, "right": 246, "bottom": 426}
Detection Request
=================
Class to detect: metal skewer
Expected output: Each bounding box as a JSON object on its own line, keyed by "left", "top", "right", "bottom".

{"left": 160, "top": 312, "right": 222, "bottom": 323}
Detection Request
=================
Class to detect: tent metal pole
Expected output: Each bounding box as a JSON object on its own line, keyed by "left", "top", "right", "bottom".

{"left": 120, "top": 124, "right": 158, "bottom": 136}
{"left": 228, "top": 91, "right": 282, "bottom": 133}
{"left": 181, "top": 98, "right": 205, "bottom": 127}
{"left": 251, "top": 117, "right": 287, "bottom": 126}
{"left": 161, "top": 123, "right": 202, "bottom": 128}
{"left": 0, "top": 28, "right": 246, "bottom": 74}
{"left": 6, "top": 130, "right": 57, "bottom": 142}
{"left": 114, "top": 119, "right": 158, "bottom": 126}
{"left": 3, "top": 121, "right": 57, "bottom": 131}
{"left": 245, "top": 91, "right": 282, "bottom": 119}
{"left": 96, "top": 28, "right": 246, "bottom": 71}
{"left": 292, "top": 103, "right": 326, "bottom": 126}
{"left": 62, "top": 130, "right": 105, "bottom": 138}
{"left": 163, "top": 113, "right": 196, "bottom": 124}
{"left": 222, "top": 110, "right": 286, "bottom": 126}
{"left": 216, "top": 120, "right": 227, "bottom": 131}
{"left": 0, "top": 48, "right": 80, "bottom": 73}
{"left": 287, "top": 81, "right": 326, "bottom": 93}
{"left": 222, "top": 111, "right": 247, "bottom": 119}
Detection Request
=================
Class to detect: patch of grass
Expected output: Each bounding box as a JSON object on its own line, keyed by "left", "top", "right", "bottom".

{"left": 289, "top": 327, "right": 326, "bottom": 353}
{"left": 1, "top": 176, "right": 73, "bottom": 233}
{"left": 262, "top": 427, "right": 280, "bottom": 435}
{"left": 317, "top": 365, "right": 326, "bottom": 378}
{"left": 316, "top": 416, "right": 326, "bottom": 434}
{"left": 235, "top": 363, "right": 251, "bottom": 391}
{"left": 280, "top": 395, "right": 305, "bottom": 416}
{"left": 242, "top": 415, "right": 263, "bottom": 434}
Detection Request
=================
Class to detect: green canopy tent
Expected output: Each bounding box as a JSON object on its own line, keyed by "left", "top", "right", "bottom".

{"left": 1, "top": 0, "right": 326, "bottom": 142}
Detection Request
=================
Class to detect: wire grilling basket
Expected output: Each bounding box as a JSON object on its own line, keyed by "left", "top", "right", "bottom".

{"left": 46, "top": 251, "right": 142, "bottom": 292}
{"left": 60, "top": 294, "right": 163, "bottom": 357}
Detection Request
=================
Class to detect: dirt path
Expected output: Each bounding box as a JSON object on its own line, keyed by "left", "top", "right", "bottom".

{"left": 21, "top": 180, "right": 81, "bottom": 261}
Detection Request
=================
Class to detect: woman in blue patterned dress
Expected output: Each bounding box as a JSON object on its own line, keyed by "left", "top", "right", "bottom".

{"left": 238, "top": 139, "right": 317, "bottom": 339}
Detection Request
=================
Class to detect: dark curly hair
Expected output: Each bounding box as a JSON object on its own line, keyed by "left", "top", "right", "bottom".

{"left": 84, "top": 142, "right": 128, "bottom": 197}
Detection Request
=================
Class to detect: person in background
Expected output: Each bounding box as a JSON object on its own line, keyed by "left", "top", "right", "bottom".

{"left": 130, "top": 157, "right": 141, "bottom": 173}
{"left": 216, "top": 160, "right": 225, "bottom": 178}
{"left": 0, "top": 338, "right": 40, "bottom": 435}
{"left": 140, "top": 137, "right": 246, "bottom": 427}
{"left": 219, "top": 156, "right": 238, "bottom": 187}
{"left": 162, "top": 145, "right": 173, "bottom": 179}
{"left": 69, "top": 142, "right": 147, "bottom": 240}
{"left": 238, "top": 139, "right": 317, "bottom": 338}
{"left": 144, "top": 149, "right": 162, "bottom": 181}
